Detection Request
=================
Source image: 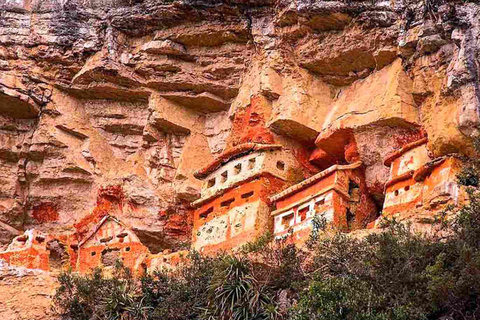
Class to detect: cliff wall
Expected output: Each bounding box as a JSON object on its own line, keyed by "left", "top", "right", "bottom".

{"left": 1, "top": 1, "right": 480, "bottom": 317}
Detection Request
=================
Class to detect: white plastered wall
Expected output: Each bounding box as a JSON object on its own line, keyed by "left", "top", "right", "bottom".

{"left": 392, "top": 144, "right": 430, "bottom": 177}
{"left": 383, "top": 182, "right": 424, "bottom": 211}
{"left": 199, "top": 149, "right": 298, "bottom": 200}
{"left": 273, "top": 191, "right": 335, "bottom": 237}
{"left": 6, "top": 230, "right": 38, "bottom": 251}
{"left": 193, "top": 200, "right": 270, "bottom": 252}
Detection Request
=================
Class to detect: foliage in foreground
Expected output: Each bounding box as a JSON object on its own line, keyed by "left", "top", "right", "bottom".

{"left": 54, "top": 154, "right": 480, "bottom": 320}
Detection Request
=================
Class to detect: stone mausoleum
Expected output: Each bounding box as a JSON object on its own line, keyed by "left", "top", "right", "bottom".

{"left": 383, "top": 137, "right": 462, "bottom": 221}
{"left": 0, "top": 215, "right": 188, "bottom": 274}
{"left": 270, "top": 161, "right": 377, "bottom": 243}
{"left": 190, "top": 143, "right": 300, "bottom": 253}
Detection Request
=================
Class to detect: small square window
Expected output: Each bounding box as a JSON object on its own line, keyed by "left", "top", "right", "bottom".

{"left": 248, "top": 158, "right": 256, "bottom": 170}
{"left": 207, "top": 178, "right": 215, "bottom": 188}
{"left": 221, "top": 171, "right": 228, "bottom": 183}
{"left": 281, "top": 213, "right": 294, "bottom": 229}
{"left": 276, "top": 161, "right": 285, "bottom": 171}
{"left": 234, "top": 163, "right": 242, "bottom": 175}
{"left": 298, "top": 207, "right": 309, "bottom": 222}
{"left": 314, "top": 199, "right": 325, "bottom": 213}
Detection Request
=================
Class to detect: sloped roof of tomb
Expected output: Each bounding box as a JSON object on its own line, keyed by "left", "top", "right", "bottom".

{"left": 194, "top": 143, "right": 283, "bottom": 180}
{"left": 383, "top": 137, "right": 428, "bottom": 167}
{"left": 78, "top": 215, "right": 130, "bottom": 248}
{"left": 269, "top": 161, "right": 363, "bottom": 203}
{"left": 384, "top": 156, "right": 448, "bottom": 189}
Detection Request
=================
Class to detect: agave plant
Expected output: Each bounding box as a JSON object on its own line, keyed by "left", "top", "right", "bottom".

{"left": 200, "top": 255, "right": 277, "bottom": 320}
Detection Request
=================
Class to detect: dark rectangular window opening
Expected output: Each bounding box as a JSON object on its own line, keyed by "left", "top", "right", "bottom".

{"left": 314, "top": 200, "right": 325, "bottom": 214}
{"left": 200, "top": 207, "right": 213, "bottom": 219}
{"left": 221, "top": 171, "right": 228, "bottom": 183}
{"left": 17, "top": 235, "right": 28, "bottom": 243}
{"left": 298, "top": 207, "right": 309, "bottom": 222}
{"left": 241, "top": 191, "right": 254, "bottom": 199}
{"left": 346, "top": 208, "right": 354, "bottom": 223}
{"left": 248, "top": 158, "right": 256, "bottom": 170}
{"left": 100, "top": 236, "right": 113, "bottom": 243}
{"left": 276, "top": 161, "right": 285, "bottom": 171}
{"left": 348, "top": 180, "right": 360, "bottom": 202}
{"left": 220, "top": 198, "right": 235, "bottom": 208}
{"left": 234, "top": 163, "right": 242, "bottom": 175}
{"left": 207, "top": 178, "right": 216, "bottom": 188}
{"left": 281, "top": 213, "right": 294, "bottom": 229}
{"left": 315, "top": 199, "right": 325, "bottom": 211}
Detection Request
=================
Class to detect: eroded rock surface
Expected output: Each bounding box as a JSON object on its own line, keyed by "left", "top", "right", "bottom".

{"left": 0, "top": 0, "right": 478, "bottom": 264}
{"left": 2, "top": 0, "right": 480, "bottom": 318}
{"left": 0, "top": 261, "right": 57, "bottom": 320}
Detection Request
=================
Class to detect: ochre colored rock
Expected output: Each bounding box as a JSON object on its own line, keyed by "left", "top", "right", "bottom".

{"left": 1, "top": 2, "right": 480, "bottom": 318}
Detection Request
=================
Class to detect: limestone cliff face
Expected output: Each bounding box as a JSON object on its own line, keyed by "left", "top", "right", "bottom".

{"left": 0, "top": 0, "right": 479, "bottom": 254}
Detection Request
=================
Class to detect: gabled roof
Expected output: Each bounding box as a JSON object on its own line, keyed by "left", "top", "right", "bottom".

{"left": 384, "top": 156, "right": 447, "bottom": 189}
{"left": 194, "top": 143, "right": 282, "bottom": 180}
{"left": 383, "top": 137, "right": 428, "bottom": 167}
{"left": 77, "top": 215, "right": 128, "bottom": 248}
{"left": 269, "top": 161, "right": 363, "bottom": 203}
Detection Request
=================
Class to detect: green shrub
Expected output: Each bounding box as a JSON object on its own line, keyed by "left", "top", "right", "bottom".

{"left": 199, "top": 255, "right": 275, "bottom": 320}
{"left": 141, "top": 251, "right": 215, "bottom": 320}
{"left": 53, "top": 261, "right": 150, "bottom": 320}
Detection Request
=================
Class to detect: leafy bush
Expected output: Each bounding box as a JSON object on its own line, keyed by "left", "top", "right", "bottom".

{"left": 140, "top": 251, "right": 216, "bottom": 320}
{"left": 53, "top": 261, "right": 150, "bottom": 320}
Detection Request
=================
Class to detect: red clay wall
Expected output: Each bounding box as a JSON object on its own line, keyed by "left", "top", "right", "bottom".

{"left": 0, "top": 248, "right": 49, "bottom": 271}
{"left": 383, "top": 157, "right": 459, "bottom": 216}
{"left": 275, "top": 168, "right": 377, "bottom": 230}
{"left": 77, "top": 242, "right": 149, "bottom": 273}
